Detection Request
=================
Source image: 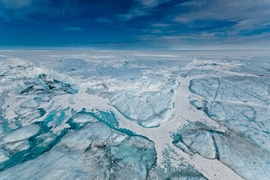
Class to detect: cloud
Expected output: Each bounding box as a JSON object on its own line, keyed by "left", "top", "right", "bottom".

{"left": 138, "top": 0, "right": 165, "bottom": 8}
{"left": 173, "top": 0, "right": 270, "bottom": 32}
{"left": 151, "top": 23, "right": 171, "bottom": 27}
{"left": 64, "top": 26, "right": 83, "bottom": 31}
{"left": 0, "top": 0, "right": 269, "bottom": 48}
{"left": 0, "top": 0, "right": 32, "bottom": 8}
{"left": 138, "top": 31, "right": 270, "bottom": 49}
{"left": 118, "top": 0, "right": 169, "bottom": 20}
{"left": 96, "top": 17, "right": 112, "bottom": 24}
{"left": 0, "top": 10, "right": 9, "bottom": 21}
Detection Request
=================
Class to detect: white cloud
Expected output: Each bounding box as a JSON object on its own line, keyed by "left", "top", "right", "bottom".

{"left": 138, "top": 0, "right": 164, "bottom": 8}
{"left": 151, "top": 23, "right": 171, "bottom": 27}
{"left": 96, "top": 17, "right": 112, "bottom": 24}
{"left": 138, "top": 31, "right": 270, "bottom": 49}
{"left": 0, "top": 10, "right": 10, "bottom": 21}
{"left": 173, "top": 0, "right": 270, "bottom": 31}
{"left": 64, "top": 26, "right": 83, "bottom": 32}
{"left": 118, "top": 0, "right": 169, "bottom": 20}
{"left": 1, "top": 0, "right": 32, "bottom": 8}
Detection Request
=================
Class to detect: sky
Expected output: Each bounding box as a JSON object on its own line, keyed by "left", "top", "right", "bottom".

{"left": 0, "top": 0, "right": 270, "bottom": 49}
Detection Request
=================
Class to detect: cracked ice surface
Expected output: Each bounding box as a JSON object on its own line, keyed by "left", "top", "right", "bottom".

{"left": 172, "top": 121, "right": 270, "bottom": 180}
{"left": 0, "top": 50, "right": 270, "bottom": 179}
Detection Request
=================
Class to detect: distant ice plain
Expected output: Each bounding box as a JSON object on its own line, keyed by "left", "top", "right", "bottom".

{"left": 0, "top": 50, "right": 270, "bottom": 179}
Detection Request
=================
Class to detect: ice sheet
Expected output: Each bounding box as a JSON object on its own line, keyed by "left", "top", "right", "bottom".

{"left": 1, "top": 49, "right": 270, "bottom": 179}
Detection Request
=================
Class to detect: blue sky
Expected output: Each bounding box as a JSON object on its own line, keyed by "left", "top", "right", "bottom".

{"left": 0, "top": 0, "right": 270, "bottom": 49}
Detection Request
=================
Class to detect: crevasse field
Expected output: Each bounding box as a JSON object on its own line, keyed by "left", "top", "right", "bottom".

{"left": 0, "top": 50, "right": 270, "bottom": 180}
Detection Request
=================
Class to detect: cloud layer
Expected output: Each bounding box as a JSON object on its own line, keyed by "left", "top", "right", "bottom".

{"left": 0, "top": 0, "right": 270, "bottom": 48}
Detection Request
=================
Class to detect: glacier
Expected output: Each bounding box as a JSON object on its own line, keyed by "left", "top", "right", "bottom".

{"left": 0, "top": 50, "right": 270, "bottom": 179}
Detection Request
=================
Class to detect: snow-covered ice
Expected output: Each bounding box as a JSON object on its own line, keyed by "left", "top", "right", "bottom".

{"left": 0, "top": 49, "right": 270, "bottom": 179}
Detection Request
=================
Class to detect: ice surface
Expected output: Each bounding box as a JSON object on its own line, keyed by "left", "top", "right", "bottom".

{"left": 186, "top": 59, "right": 270, "bottom": 179}
{"left": 182, "top": 69, "right": 220, "bottom": 77}
{"left": 20, "top": 74, "right": 78, "bottom": 95}
{"left": 109, "top": 78, "right": 178, "bottom": 128}
{"left": 0, "top": 150, "right": 8, "bottom": 163}
{"left": 189, "top": 76, "right": 270, "bottom": 152}
{"left": 190, "top": 76, "right": 270, "bottom": 105}
{"left": 0, "top": 114, "right": 157, "bottom": 180}
{"left": 0, "top": 124, "right": 39, "bottom": 145}
{"left": 173, "top": 121, "right": 270, "bottom": 179}
{"left": 0, "top": 50, "right": 270, "bottom": 179}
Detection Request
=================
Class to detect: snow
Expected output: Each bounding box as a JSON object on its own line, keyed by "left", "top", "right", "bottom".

{"left": 0, "top": 49, "right": 270, "bottom": 179}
